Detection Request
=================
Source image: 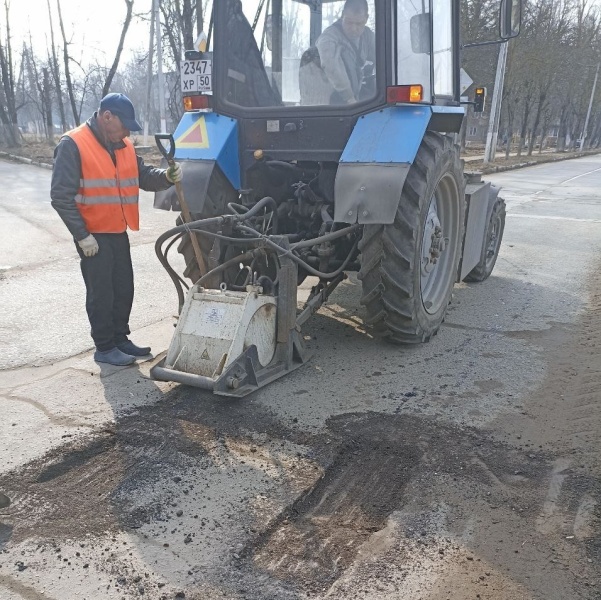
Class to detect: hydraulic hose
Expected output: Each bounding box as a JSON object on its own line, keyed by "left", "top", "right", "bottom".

{"left": 195, "top": 249, "right": 261, "bottom": 287}
{"left": 155, "top": 196, "right": 279, "bottom": 273}
{"left": 290, "top": 224, "right": 361, "bottom": 249}
{"left": 236, "top": 224, "right": 360, "bottom": 280}
{"left": 228, "top": 196, "right": 279, "bottom": 234}
{"left": 227, "top": 202, "right": 249, "bottom": 214}
{"left": 156, "top": 197, "right": 360, "bottom": 309}
{"left": 164, "top": 232, "right": 189, "bottom": 291}
{"left": 155, "top": 196, "right": 279, "bottom": 247}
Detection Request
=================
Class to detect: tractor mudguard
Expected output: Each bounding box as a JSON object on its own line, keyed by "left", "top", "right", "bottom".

{"left": 334, "top": 105, "right": 464, "bottom": 225}
{"left": 459, "top": 176, "right": 502, "bottom": 281}
{"left": 154, "top": 112, "right": 240, "bottom": 213}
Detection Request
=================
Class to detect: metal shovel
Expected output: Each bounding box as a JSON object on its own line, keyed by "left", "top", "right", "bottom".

{"left": 155, "top": 133, "right": 207, "bottom": 277}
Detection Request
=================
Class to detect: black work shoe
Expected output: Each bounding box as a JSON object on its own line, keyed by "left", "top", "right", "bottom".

{"left": 117, "top": 340, "right": 152, "bottom": 356}
{"left": 94, "top": 347, "right": 136, "bottom": 366}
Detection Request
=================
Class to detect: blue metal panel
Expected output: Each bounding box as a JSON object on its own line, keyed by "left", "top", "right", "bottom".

{"left": 339, "top": 105, "right": 432, "bottom": 165}
{"left": 171, "top": 112, "right": 241, "bottom": 190}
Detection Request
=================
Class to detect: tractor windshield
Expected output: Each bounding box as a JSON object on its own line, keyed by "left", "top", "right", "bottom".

{"left": 220, "top": 0, "right": 377, "bottom": 108}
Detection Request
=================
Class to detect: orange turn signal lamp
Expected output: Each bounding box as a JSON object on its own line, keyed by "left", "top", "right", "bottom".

{"left": 386, "top": 85, "right": 424, "bottom": 104}
{"left": 183, "top": 95, "right": 211, "bottom": 111}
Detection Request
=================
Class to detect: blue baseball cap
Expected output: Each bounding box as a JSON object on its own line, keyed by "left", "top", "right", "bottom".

{"left": 99, "top": 93, "right": 142, "bottom": 131}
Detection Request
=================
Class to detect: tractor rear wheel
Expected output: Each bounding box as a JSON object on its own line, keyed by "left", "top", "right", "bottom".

{"left": 358, "top": 132, "right": 465, "bottom": 343}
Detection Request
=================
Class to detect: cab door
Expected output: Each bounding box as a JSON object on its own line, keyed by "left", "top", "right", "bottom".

{"left": 394, "top": 0, "right": 458, "bottom": 104}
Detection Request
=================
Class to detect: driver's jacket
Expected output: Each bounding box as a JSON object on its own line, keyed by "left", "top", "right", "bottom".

{"left": 316, "top": 20, "right": 375, "bottom": 104}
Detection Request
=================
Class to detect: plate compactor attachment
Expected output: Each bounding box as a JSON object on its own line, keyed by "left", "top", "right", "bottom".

{"left": 151, "top": 241, "right": 313, "bottom": 398}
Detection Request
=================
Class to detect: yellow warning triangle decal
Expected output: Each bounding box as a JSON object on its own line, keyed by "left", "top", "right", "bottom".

{"left": 175, "top": 117, "right": 210, "bottom": 149}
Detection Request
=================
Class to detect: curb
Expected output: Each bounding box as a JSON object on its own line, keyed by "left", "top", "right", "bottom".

{"left": 1, "top": 147, "right": 600, "bottom": 176}
{"left": 0, "top": 150, "right": 53, "bottom": 170}
{"left": 478, "top": 149, "right": 601, "bottom": 175}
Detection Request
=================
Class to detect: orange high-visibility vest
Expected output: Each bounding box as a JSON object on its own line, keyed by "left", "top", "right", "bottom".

{"left": 68, "top": 124, "right": 140, "bottom": 233}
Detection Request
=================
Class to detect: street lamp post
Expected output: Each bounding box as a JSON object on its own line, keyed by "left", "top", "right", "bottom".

{"left": 483, "top": 42, "right": 509, "bottom": 164}
{"left": 579, "top": 62, "right": 600, "bottom": 152}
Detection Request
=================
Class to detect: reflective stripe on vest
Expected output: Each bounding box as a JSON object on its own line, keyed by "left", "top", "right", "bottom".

{"left": 68, "top": 124, "right": 140, "bottom": 233}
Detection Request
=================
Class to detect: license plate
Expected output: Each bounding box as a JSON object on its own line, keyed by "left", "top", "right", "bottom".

{"left": 181, "top": 58, "right": 212, "bottom": 93}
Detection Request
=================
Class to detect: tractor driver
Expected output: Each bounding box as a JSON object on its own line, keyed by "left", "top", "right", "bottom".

{"left": 315, "top": 0, "right": 375, "bottom": 105}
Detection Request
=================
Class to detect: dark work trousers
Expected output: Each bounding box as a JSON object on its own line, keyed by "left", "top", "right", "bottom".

{"left": 75, "top": 232, "right": 134, "bottom": 352}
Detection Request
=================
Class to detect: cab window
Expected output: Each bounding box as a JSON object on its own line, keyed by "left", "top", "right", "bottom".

{"left": 222, "top": 0, "right": 377, "bottom": 108}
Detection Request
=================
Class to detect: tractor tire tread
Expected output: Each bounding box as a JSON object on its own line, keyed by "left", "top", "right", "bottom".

{"left": 358, "top": 132, "right": 464, "bottom": 344}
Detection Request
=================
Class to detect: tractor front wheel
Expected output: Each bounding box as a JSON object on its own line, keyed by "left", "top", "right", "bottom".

{"left": 358, "top": 132, "right": 465, "bottom": 343}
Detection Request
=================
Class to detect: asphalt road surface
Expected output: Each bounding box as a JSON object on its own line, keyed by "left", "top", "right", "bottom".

{"left": 0, "top": 154, "right": 599, "bottom": 599}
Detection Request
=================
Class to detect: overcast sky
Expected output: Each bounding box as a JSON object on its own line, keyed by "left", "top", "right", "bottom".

{"left": 10, "top": 0, "right": 152, "bottom": 64}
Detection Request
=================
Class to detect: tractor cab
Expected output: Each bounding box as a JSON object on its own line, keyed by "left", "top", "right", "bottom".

{"left": 209, "top": 0, "right": 457, "bottom": 107}
{"left": 179, "top": 0, "right": 519, "bottom": 174}
{"left": 189, "top": 0, "right": 461, "bottom": 159}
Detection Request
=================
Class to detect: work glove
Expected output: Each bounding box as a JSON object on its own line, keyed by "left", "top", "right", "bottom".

{"left": 166, "top": 163, "right": 183, "bottom": 183}
{"left": 78, "top": 234, "right": 99, "bottom": 257}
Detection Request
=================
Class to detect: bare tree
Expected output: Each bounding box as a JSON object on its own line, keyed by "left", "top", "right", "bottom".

{"left": 42, "top": 67, "right": 54, "bottom": 142}
{"left": 56, "top": 0, "right": 79, "bottom": 126}
{"left": 46, "top": 0, "right": 67, "bottom": 132}
{"left": 0, "top": 0, "right": 19, "bottom": 145}
{"left": 196, "top": 0, "right": 204, "bottom": 38}
{"left": 102, "top": 0, "right": 135, "bottom": 96}
{"left": 22, "top": 39, "right": 50, "bottom": 139}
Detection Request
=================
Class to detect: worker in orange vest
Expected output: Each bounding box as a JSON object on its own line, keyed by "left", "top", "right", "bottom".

{"left": 51, "top": 93, "right": 183, "bottom": 366}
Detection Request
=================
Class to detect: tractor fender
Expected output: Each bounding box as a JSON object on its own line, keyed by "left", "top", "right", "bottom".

{"left": 334, "top": 105, "right": 464, "bottom": 225}
{"left": 154, "top": 112, "right": 240, "bottom": 213}
{"left": 487, "top": 183, "right": 502, "bottom": 213}
{"left": 459, "top": 177, "right": 503, "bottom": 281}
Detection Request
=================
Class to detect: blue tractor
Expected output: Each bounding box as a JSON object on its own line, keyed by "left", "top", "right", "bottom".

{"left": 151, "top": 0, "right": 521, "bottom": 396}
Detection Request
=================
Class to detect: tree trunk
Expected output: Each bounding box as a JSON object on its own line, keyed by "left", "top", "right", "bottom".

{"left": 42, "top": 68, "right": 54, "bottom": 143}
{"left": 505, "top": 126, "right": 512, "bottom": 159}
{"left": 0, "top": 4, "right": 19, "bottom": 146}
{"left": 196, "top": 0, "right": 203, "bottom": 39}
{"left": 517, "top": 102, "right": 531, "bottom": 158}
{"left": 47, "top": 0, "right": 67, "bottom": 132}
{"left": 557, "top": 104, "right": 569, "bottom": 152}
{"left": 590, "top": 115, "right": 601, "bottom": 148}
{"left": 1, "top": 2, "right": 18, "bottom": 128}
{"left": 538, "top": 125, "right": 548, "bottom": 154}
{"left": 102, "top": 0, "right": 134, "bottom": 96}
{"left": 528, "top": 94, "right": 546, "bottom": 156}
{"left": 56, "top": 0, "right": 80, "bottom": 126}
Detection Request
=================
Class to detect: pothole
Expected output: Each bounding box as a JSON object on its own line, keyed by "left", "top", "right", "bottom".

{"left": 242, "top": 412, "right": 573, "bottom": 594}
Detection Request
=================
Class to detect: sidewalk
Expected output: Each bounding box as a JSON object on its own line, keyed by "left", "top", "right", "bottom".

{"left": 462, "top": 148, "right": 556, "bottom": 162}
{"left": 461, "top": 147, "right": 601, "bottom": 173}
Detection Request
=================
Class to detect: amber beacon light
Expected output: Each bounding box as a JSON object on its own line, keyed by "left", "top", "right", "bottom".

{"left": 387, "top": 85, "right": 424, "bottom": 104}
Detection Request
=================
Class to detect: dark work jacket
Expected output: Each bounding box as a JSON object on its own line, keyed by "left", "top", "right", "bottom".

{"left": 51, "top": 114, "right": 172, "bottom": 241}
{"left": 316, "top": 20, "right": 375, "bottom": 104}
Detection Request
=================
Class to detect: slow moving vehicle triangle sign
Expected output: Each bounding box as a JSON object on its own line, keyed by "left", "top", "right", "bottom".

{"left": 175, "top": 116, "right": 210, "bottom": 149}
